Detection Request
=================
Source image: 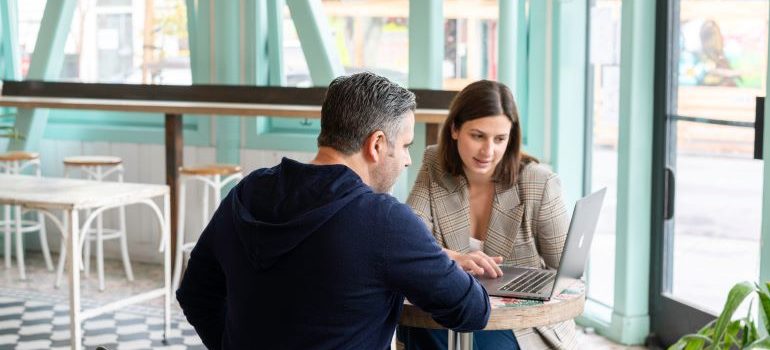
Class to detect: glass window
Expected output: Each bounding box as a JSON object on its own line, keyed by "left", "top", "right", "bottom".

{"left": 17, "top": 0, "right": 191, "bottom": 84}
{"left": 669, "top": 0, "right": 766, "bottom": 314}
{"left": 315, "top": 0, "right": 499, "bottom": 90}
{"left": 586, "top": 0, "right": 622, "bottom": 309}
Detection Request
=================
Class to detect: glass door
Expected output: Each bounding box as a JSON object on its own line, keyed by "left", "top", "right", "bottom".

{"left": 651, "top": 0, "right": 766, "bottom": 345}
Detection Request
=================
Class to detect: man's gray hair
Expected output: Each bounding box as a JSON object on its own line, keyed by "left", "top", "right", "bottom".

{"left": 318, "top": 72, "right": 416, "bottom": 155}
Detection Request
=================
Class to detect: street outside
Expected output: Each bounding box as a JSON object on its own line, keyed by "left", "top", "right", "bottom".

{"left": 585, "top": 147, "right": 762, "bottom": 315}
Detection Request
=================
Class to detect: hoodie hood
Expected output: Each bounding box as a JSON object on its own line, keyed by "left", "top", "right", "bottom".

{"left": 231, "top": 158, "right": 371, "bottom": 271}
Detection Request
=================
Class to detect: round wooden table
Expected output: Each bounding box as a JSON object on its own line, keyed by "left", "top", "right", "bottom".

{"left": 399, "top": 279, "right": 585, "bottom": 349}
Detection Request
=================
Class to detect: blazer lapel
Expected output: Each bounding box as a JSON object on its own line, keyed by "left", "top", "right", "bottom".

{"left": 434, "top": 173, "right": 471, "bottom": 253}
{"left": 484, "top": 182, "right": 524, "bottom": 260}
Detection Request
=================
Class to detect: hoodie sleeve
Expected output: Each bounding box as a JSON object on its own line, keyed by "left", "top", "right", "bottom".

{"left": 176, "top": 224, "right": 227, "bottom": 349}
{"left": 382, "top": 203, "right": 490, "bottom": 332}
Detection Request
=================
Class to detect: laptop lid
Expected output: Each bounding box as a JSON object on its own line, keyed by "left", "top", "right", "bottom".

{"left": 550, "top": 187, "right": 607, "bottom": 297}
{"left": 479, "top": 187, "right": 606, "bottom": 299}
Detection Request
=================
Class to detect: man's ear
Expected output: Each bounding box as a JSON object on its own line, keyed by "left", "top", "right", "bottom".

{"left": 363, "top": 130, "right": 386, "bottom": 163}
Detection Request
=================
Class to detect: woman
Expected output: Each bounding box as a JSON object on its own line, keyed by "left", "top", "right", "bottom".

{"left": 400, "top": 80, "right": 577, "bottom": 349}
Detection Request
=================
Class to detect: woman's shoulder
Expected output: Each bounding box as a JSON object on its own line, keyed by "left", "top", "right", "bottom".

{"left": 421, "top": 145, "right": 443, "bottom": 176}
{"left": 422, "top": 145, "right": 440, "bottom": 162}
{"left": 418, "top": 145, "right": 464, "bottom": 192}
{"left": 517, "top": 161, "right": 558, "bottom": 187}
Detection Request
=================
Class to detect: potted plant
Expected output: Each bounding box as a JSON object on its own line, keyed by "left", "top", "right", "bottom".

{"left": 668, "top": 281, "right": 770, "bottom": 349}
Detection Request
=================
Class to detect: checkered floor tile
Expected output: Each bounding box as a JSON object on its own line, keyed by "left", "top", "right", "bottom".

{"left": 0, "top": 293, "right": 203, "bottom": 350}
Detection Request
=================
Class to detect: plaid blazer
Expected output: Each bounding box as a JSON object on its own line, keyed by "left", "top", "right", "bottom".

{"left": 407, "top": 146, "right": 578, "bottom": 349}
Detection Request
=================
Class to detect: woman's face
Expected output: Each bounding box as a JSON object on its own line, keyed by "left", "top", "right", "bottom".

{"left": 451, "top": 115, "right": 512, "bottom": 180}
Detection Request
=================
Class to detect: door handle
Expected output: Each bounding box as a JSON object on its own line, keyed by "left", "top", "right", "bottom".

{"left": 664, "top": 167, "right": 675, "bottom": 221}
{"left": 756, "top": 96, "right": 764, "bottom": 160}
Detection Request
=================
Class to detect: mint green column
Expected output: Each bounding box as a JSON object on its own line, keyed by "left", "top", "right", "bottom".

{"left": 186, "top": 0, "right": 212, "bottom": 83}
{"left": 610, "top": 0, "right": 656, "bottom": 344}
{"left": 550, "top": 0, "right": 587, "bottom": 208}
{"left": 408, "top": 0, "right": 443, "bottom": 89}
{"left": 760, "top": 4, "right": 770, "bottom": 285}
{"left": 525, "top": 0, "right": 546, "bottom": 158}
{"left": 250, "top": 0, "right": 283, "bottom": 137}
{"left": 0, "top": 0, "right": 20, "bottom": 136}
{"left": 498, "top": 0, "right": 528, "bottom": 125}
{"left": 212, "top": 1, "right": 242, "bottom": 166}
{"left": 7, "top": 0, "right": 77, "bottom": 152}
{"left": 401, "top": 0, "right": 442, "bottom": 201}
{"left": 286, "top": 0, "right": 343, "bottom": 85}
{"left": 245, "top": 0, "right": 271, "bottom": 140}
{"left": 0, "top": 0, "right": 20, "bottom": 81}
{"left": 245, "top": 0, "right": 269, "bottom": 86}
{"left": 268, "top": 0, "right": 286, "bottom": 87}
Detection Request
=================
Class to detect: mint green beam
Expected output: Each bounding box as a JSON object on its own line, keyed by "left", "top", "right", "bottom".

{"left": 213, "top": 1, "right": 242, "bottom": 165}
{"left": 8, "top": 0, "right": 76, "bottom": 152}
{"left": 401, "top": 0, "right": 441, "bottom": 201}
{"left": 498, "top": 0, "right": 527, "bottom": 127}
{"left": 286, "top": 0, "right": 343, "bottom": 86}
{"left": 525, "top": 0, "right": 547, "bottom": 158}
{"left": 408, "top": 0, "right": 443, "bottom": 89}
{"left": 0, "top": 0, "right": 20, "bottom": 126}
{"left": 244, "top": 0, "right": 268, "bottom": 86}
{"left": 268, "top": 0, "right": 287, "bottom": 86}
{"left": 246, "top": 0, "right": 271, "bottom": 135}
{"left": 185, "top": 0, "right": 212, "bottom": 84}
{"left": 0, "top": 0, "right": 20, "bottom": 80}
{"left": 760, "top": 4, "right": 770, "bottom": 285}
{"left": 611, "top": 0, "right": 656, "bottom": 344}
{"left": 549, "top": 0, "right": 587, "bottom": 209}
{"left": 183, "top": 0, "right": 213, "bottom": 150}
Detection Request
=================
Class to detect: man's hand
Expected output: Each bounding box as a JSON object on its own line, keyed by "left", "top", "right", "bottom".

{"left": 444, "top": 249, "right": 504, "bottom": 278}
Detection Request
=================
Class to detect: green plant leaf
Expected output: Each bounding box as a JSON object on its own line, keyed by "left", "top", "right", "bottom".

{"left": 745, "top": 321, "right": 753, "bottom": 348}
{"left": 745, "top": 335, "right": 770, "bottom": 349}
{"left": 713, "top": 281, "right": 756, "bottom": 345}
{"left": 667, "top": 340, "right": 685, "bottom": 350}
{"left": 698, "top": 320, "right": 717, "bottom": 337}
{"left": 743, "top": 301, "right": 759, "bottom": 347}
{"left": 723, "top": 319, "right": 742, "bottom": 348}
{"left": 679, "top": 334, "right": 713, "bottom": 350}
{"left": 665, "top": 334, "right": 712, "bottom": 350}
{"left": 758, "top": 285, "right": 770, "bottom": 336}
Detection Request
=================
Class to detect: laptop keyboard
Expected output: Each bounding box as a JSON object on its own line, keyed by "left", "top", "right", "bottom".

{"left": 499, "top": 269, "right": 556, "bottom": 294}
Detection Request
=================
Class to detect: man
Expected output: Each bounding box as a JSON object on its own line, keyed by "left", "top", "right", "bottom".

{"left": 176, "top": 72, "right": 490, "bottom": 349}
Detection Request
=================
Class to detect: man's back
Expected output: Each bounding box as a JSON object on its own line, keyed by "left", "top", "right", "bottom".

{"left": 177, "top": 158, "right": 490, "bottom": 349}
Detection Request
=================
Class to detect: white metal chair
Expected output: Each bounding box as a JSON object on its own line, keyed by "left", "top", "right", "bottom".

{"left": 56, "top": 155, "right": 133, "bottom": 291}
{"left": 172, "top": 164, "right": 242, "bottom": 290}
{"left": 0, "top": 151, "right": 54, "bottom": 280}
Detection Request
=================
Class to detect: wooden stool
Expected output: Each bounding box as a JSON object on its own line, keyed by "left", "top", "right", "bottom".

{"left": 0, "top": 151, "right": 54, "bottom": 279}
{"left": 172, "top": 164, "right": 243, "bottom": 290}
{"left": 57, "top": 155, "right": 133, "bottom": 291}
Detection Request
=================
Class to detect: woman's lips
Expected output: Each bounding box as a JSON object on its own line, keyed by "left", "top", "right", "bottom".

{"left": 473, "top": 157, "right": 492, "bottom": 167}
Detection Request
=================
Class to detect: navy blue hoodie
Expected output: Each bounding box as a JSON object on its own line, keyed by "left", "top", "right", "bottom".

{"left": 176, "top": 158, "right": 490, "bottom": 349}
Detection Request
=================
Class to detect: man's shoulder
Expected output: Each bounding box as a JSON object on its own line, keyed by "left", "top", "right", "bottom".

{"left": 350, "top": 193, "right": 423, "bottom": 226}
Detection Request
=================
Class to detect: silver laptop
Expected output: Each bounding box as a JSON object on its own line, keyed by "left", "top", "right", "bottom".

{"left": 478, "top": 188, "right": 606, "bottom": 301}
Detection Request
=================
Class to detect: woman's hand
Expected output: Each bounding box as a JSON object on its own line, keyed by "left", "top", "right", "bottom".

{"left": 444, "top": 249, "right": 504, "bottom": 278}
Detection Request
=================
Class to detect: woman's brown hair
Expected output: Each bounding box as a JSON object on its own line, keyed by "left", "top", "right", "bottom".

{"left": 437, "top": 80, "right": 537, "bottom": 188}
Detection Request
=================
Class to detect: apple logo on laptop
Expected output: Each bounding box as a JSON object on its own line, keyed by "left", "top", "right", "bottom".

{"left": 578, "top": 234, "right": 585, "bottom": 248}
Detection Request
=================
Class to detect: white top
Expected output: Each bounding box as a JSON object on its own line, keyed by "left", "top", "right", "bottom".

{"left": 0, "top": 174, "right": 168, "bottom": 210}
{"left": 469, "top": 237, "right": 485, "bottom": 252}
